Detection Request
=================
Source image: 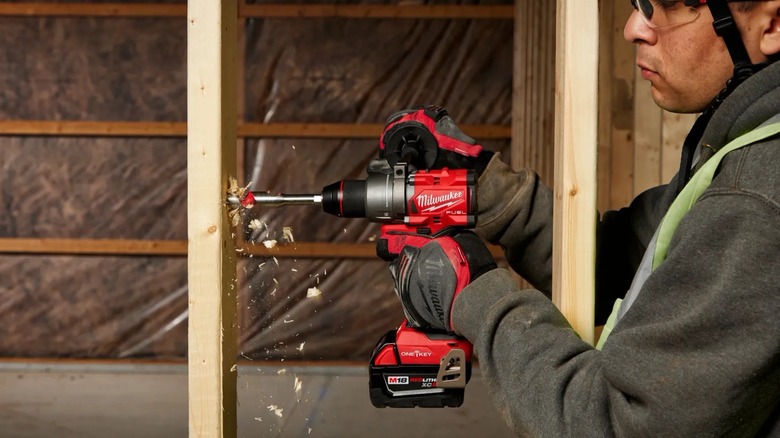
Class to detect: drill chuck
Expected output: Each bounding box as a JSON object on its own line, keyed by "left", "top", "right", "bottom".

{"left": 321, "top": 164, "right": 410, "bottom": 222}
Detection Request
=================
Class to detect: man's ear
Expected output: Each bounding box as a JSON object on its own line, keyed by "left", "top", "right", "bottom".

{"left": 759, "top": 1, "right": 780, "bottom": 58}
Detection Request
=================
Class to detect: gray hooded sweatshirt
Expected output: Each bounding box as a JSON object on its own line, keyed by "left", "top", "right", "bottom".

{"left": 452, "top": 61, "right": 780, "bottom": 437}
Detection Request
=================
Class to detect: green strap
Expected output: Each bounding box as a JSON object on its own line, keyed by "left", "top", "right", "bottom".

{"left": 652, "top": 122, "right": 780, "bottom": 270}
{"left": 596, "top": 298, "right": 622, "bottom": 350}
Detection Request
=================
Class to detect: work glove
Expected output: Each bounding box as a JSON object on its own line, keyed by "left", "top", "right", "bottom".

{"left": 389, "top": 231, "right": 497, "bottom": 333}
{"left": 380, "top": 105, "right": 495, "bottom": 175}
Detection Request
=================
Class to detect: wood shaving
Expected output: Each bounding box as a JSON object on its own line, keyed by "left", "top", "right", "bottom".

{"left": 291, "top": 268, "right": 297, "bottom": 272}
{"left": 227, "top": 176, "right": 252, "bottom": 226}
{"left": 293, "top": 377, "right": 302, "bottom": 398}
{"left": 283, "top": 319, "right": 294, "bottom": 324}
{"left": 228, "top": 208, "right": 241, "bottom": 227}
{"left": 277, "top": 369, "right": 287, "bottom": 375}
{"left": 267, "top": 405, "right": 283, "bottom": 418}
{"left": 273, "top": 256, "right": 279, "bottom": 266}
{"left": 306, "top": 287, "right": 322, "bottom": 298}
{"left": 282, "top": 226, "right": 294, "bottom": 243}
{"left": 262, "top": 239, "right": 277, "bottom": 248}
{"left": 230, "top": 364, "right": 237, "bottom": 372}
{"left": 296, "top": 342, "right": 305, "bottom": 352}
{"left": 248, "top": 219, "right": 266, "bottom": 231}
{"left": 254, "top": 417, "right": 262, "bottom": 422}
{"left": 368, "top": 235, "right": 377, "bottom": 242}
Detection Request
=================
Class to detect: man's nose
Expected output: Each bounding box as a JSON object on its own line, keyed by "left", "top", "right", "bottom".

{"left": 624, "top": 9, "right": 656, "bottom": 44}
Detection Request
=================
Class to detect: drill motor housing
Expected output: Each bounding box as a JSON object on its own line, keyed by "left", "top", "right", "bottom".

{"left": 321, "top": 162, "right": 477, "bottom": 261}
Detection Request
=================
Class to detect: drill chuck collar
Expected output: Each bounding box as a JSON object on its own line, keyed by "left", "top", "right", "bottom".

{"left": 321, "top": 162, "right": 410, "bottom": 222}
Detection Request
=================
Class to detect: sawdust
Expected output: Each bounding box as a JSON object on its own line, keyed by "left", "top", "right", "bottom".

{"left": 227, "top": 176, "right": 252, "bottom": 227}
{"left": 262, "top": 239, "right": 277, "bottom": 249}
{"left": 277, "top": 369, "right": 287, "bottom": 375}
{"left": 248, "top": 219, "right": 266, "bottom": 231}
{"left": 267, "top": 405, "right": 283, "bottom": 418}
{"left": 296, "top": 342, "right": 305, "bottom": 352}
{"left": 282, "top": 226, "right": 294, "bottom": 243}
{"left": 306, "top": 287, "right": 322, "bottom": 298}
{"left": 293, "top": 376, "right": 302, "bottom": 399}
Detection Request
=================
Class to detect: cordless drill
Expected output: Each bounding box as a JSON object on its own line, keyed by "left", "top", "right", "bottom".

{"left": 227, "top": 106, "right": 481, "bottom": 408}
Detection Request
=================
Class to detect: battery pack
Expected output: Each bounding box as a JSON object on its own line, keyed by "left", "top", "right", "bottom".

{"left": 368, "top": 327, "right": 471, "bottom": 408}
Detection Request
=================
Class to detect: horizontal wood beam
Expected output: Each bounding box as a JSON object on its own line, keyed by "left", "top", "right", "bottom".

{"left": 0, "top": 2, "right": 514, "bottom": 19}
{"left": 0, "top": 238, "right": 506, "bottom": 259}
{"left": 0, "top": 238, "right": 187, "bottom": 256}
{"left": 0, "top": 121, "right": 187, "bottom": 137}
{"left": 240, "top": 4, "right": 514, "bottom": 19}
{"left": 0, "top": 238, "right": 374, "bottom": 258}
{"left": 0, "top": 121, "right": 512, "bottom": 139}
{"left": 0, "top": 2, "right": 185, "bottom": 17}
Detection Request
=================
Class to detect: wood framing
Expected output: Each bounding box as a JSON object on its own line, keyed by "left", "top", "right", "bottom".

{"left": 0, "top": 2, "right": 186, "bottom": 17}
{"left": 511, "top": 0, "right": 556, "bottom": 183}
{"left": 553, "top": 0, "right": 598, "bottom": 345}
{"left": 0, "top": 121, "right": 510, "bottom": 139}
{"left": 0, "top": 238, "right": 187, "bottom": 256}
{"left": 239, "top": 3, "right": 513, "bottom": 19}
{"left": 187, "top": 0, "right": 238, "bottom": 436}
{"left": 0, "top": 2, "right": 513, "bottom": 19}
{"left": 633, "top": 68, "right": 663, "bottom": 194}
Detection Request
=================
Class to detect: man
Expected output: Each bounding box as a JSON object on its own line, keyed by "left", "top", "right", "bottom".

{"left": 387, "top": 0, "right": 780, "bottom": 435}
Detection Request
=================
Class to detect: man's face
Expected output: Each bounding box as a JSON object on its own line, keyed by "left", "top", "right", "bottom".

{"left": 624, "top": 1, "right": 734, "bottom": 113}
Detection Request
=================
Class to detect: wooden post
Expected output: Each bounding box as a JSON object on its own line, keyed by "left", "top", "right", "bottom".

{"left": 553, "top": 0, "right": 598, "bottom": 345}
{"left": 187, "top": 0, "right": 238, "bottom": 436}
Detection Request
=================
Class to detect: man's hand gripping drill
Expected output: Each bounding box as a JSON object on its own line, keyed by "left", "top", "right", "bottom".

{"left": 227, "top": 106, "right": 497, "bottom": 408}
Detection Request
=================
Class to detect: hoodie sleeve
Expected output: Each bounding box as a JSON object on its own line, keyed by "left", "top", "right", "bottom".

{"left": 453, "top": 186, "right": 780, "bottom": 437}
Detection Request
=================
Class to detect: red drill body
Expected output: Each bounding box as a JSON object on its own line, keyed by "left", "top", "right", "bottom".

{"left": 229, "top": 107, "right": 482, "bottom": 408}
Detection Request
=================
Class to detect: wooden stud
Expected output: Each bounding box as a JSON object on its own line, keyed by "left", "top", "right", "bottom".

{"left": 240, "top": 3, "right": 514, "bottom": 19}
{"left": 596, "top": 0, "right": 614, "bottom": 214}
{"left": 187, "top": 0, "right": 238, "bottom": 436}
{"left": 0, "top": 2, "right": 186, "bottom": 17}
{"left": 661, "top": 112, "right": 697, "bottom": 183}
{"left": 512, "top": 0, "right": 555, "bottom": 184}
{"left": 633, "top": 66, "right": 662, "bottom": 194}
{"left": 553, "top": 0, "right": 598, "bottom": 345}
{"left": 0, "top": 2, "right": 513, "bottom": 19}
{"left": 0, "top": 238, "right": 187, "bottom": 256}
{"left": 0, "top": 238, "right": 506, "bottom": 260}
{"left": 511, "top": 0, "right": 556, "bottom": 287}
{"left": 0, "top": 121, "right": 510, "bottom": 139}
{"left": 608, "top": 0, "right": 636, "bottom": 210}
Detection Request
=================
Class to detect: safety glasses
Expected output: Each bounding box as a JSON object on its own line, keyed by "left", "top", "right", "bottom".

{"left": 630, "top": 0, "right": 706, "bottom": 28}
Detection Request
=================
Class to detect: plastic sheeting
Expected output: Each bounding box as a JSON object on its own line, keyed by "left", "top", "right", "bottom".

{"left": 0, "top": 5, "right": 513, "bottom": 361}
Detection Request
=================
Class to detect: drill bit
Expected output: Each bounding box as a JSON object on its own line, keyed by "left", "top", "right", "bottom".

{"left": 226, "top": 192, "right": 323, "bottom": 209}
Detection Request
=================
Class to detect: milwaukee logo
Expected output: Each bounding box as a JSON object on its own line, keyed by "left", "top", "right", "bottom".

{"left": 416, "top": 191, "right": 463, "bottom": 213}
{"left": 387, "top": 376, "right": 409, "bottom": 385}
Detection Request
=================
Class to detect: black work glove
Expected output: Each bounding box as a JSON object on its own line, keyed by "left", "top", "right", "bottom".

{"left": 380, "top": 105, "right": 495, "bottom": 175}
{"left": 389, "top": 231, "right": 497, "bottom": 333}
